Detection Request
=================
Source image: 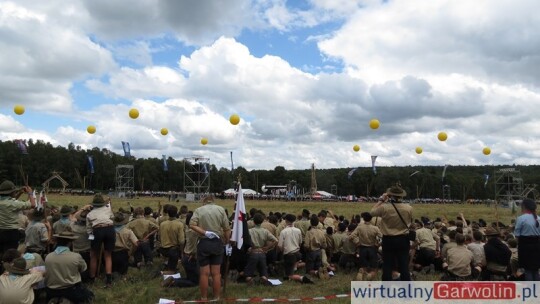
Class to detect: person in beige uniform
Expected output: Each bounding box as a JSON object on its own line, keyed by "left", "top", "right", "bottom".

{"left": 190, "top": 195, "right": 231, "bottom": 301}
{"left": 45, "top": 231, "right": 94, "bottom": 303}
{"left": 277, "top": 214, "right": 313, "bottom": 284}
{"left": 294, "top": 209, "right": 311, "bottom": 239}
{"left": 127, "top": 207, "right": 159, "bottom": 267}
{"left": 85, "top": 194, "right": 115, "bottom": 286}
{"left": 414, "top": 221, "right": 440, "bottom": 273}
{"left": 351, "top": 212, "right": 382, "bottom": 280}
{"left": 0, "top": 257, "right": 44, "bottom": 304}
{"left": 159, "top": 205, "right": 185, "bottom": 272}
{"left": 162, "top": 212, "right": 199, "bottom": 288}
{"left": 443, "top": 233, "right": 473, "bottom": 280}
{"left": 370, "top": 184, "right": 413, "bottom": 281}
{"left": 112, "top": 212, "right": 138, "bottom": 275}
{"left": 70, "top": 208, "right": 91, "bottom": 282}
{"left": 0, "top": 181, "right": 36, "bottom": 262}
{"left": 244, "top": 213, "right": 277, "bottom": 284}
{"left": 304, "top": 216, "right": 327, "bottom": 278}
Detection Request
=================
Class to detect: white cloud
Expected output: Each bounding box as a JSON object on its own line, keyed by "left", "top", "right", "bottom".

{"left": 0, "top": 1, "right": 115, "bottom": 112}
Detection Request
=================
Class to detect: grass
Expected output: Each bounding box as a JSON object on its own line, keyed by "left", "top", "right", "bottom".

{"left": 43, "top": 194, "right": 517, "bottom": 303}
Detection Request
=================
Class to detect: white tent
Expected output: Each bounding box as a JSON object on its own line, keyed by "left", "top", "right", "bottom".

{"left": 223, "top": 188, "right": 259, "bottom": 195}
{"left": 316, "top": 190, "right": 334, "bottom": 198}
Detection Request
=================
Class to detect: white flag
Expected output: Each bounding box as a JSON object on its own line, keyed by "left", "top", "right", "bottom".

{"left": 231, "top": 183, "right": 246, "bottom": 250}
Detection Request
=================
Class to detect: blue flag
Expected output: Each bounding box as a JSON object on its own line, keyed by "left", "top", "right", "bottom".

{"left": 15, "top": 139, "right": 28, "bottom": 154}
{"left": 121, "top": 141, "right": 131, "bottom": 157}
{"left": 162, "top": 155, "right": 168, "bottom": 172}
{"left": 371, "top": 156, "right": 378, "bottom": 175}
{"left": 483, "top": 174, "right": 490, "bottom": 188}
{"left": 87, "top": 155, "right": 95, "bottom": 174}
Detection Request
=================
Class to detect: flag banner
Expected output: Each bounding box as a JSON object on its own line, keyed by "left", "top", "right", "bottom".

{"left": 121, "top": 141, "right": 131, "bottom": 157}
{"left": 36, "top": 190, "right": 47, "bottom": 211}
{"left": 442, "top": 164, "right": 449, "bottom": 183}
{"left": 484, "top": 174, "right": 490, "bottom": 188}
{"left": 87, "top": 155, "right": 95, "bottom": 174}
{"left": 202, "top": 163, "right": 208, "bottom": 177}
{"left": 348, "top": 168, "right": 359, "bottom": 180}
{"left": 230, "top": 151, "right": 234, "bottom": 173}
{"left": 162, "top": 155, "right": 168, "bottom": 172}
{"left": 231, "top": 183, "right": 250, "bottom": 250}
{"left": 410, "top": 171, "right": 420, "bottom": 177}
{"left": 15, "top": 139, "right": 28, "bottom": 154}
{"left": 371, "top": 156, "right": 378, "bottom": 175}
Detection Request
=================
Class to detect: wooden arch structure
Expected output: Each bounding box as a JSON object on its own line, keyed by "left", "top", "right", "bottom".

{"left": 42, "top": 171, "right": 69, "bottom": 193}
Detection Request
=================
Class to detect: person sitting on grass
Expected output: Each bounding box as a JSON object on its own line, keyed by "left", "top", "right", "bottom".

{"left": 126, "top": 207, "right": 159, "bottom": 268}
{"left": 0, "top": 257, "right": 45, "bottom": 304}
{"left": 338, "top": 224, "right": 358, "bottom": 273}
{"left": 45, "top": 231, "right": 94, "bottom": 303}
{"left": 482, "top": 226, "right": 511, "bottom": 281}
{"left": 442, "top": 233, "right": 473, "bottom": 281}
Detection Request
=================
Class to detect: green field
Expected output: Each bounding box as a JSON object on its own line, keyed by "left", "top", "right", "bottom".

{"left": 43, "top": 194, "right": 517, "bottom": 303}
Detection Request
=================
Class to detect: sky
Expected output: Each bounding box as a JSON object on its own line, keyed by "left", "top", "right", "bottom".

{"left": 1, "top": 0, "right": 540, "bottom": 170}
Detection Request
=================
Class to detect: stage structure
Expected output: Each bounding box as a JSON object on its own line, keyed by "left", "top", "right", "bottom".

{"left": 309, "top": 163, "right": 317, "bottom": 195}
{"left": 115, "top": 165, "right": 134, "bottom": 197}
{"left": 183, "top": 156, "right": 210, "bottom": 196}
{"left": 494, "top": 168, "right": 539, "bottom": 203}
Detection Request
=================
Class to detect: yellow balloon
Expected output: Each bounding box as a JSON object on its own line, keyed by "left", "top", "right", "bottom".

{"left": 229, "top": 114, "right": 240, "bottom": 125}
{"left": 161, "top": 128, "right": 168, "bottom": 136}
{"left": 14, "top": 105, "right": 25, "bottom": 115}
{"left": 353, "top": 145, "right": 360, "bottom": 152}
{"left": 483, "top": 147, "right": 491, "bottom": 155}
{"left": 415, "top": 147, "right": 423, "bottom": 154}
{"left": 129, "top": 108, "right": 139, "bottom": 119}
{"left": 369, "top": 119, "right": 380, "bottom": 130}
{"left": 438, "top": 132, "right": 448, "bottom": 142}
{"left": 201, "top": 138, "right": 208, "bottom": 145}
{"left": 87, "top": 125, "right": 96, "bottom": 134}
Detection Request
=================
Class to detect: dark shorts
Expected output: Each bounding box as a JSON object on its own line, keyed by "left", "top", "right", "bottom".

{"left": 305, "top": 250, "right": 322, "bottom": 272}
{"left": 359, "top": 246, "right": 379, "bottom": 268}
{"left": 244, "top": 252, "right": 268, "bottom": 277}
{"left": 91, "top": 226, "right": 116, "bottom": 252}
{"left": 283, "top": 251, "right": 302, "bottom": 276}
{"left": 197, "top": 238, "right": 223, "bottom": 267}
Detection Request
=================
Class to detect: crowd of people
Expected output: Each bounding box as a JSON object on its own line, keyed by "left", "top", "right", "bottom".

{"left": 1, "top": 179, "right": 540, "bottom": 303}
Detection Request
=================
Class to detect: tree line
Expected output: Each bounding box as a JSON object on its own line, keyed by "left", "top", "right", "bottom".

{"left": 1, "top": 139, "right": 538, "bottom": 200}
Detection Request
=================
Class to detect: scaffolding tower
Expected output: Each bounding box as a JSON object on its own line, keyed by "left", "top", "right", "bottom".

{"left": 309, "top": 163, "right": 317, "bottom": 195}
{"left": 115, "top": 165, "right": 134, "bottom": 196}
{"left": 442, "top": 185, "right": 451, "bottom": 201}
{"left": 183, "top": 156, "right": 210, "bottom": 195}
{"left": 495, "top": 168, "right": 524, "bottom": 203}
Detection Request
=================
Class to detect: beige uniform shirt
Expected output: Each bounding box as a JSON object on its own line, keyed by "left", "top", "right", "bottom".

{"left": 71, "top": 222, "right": 91, "bottom": 252}
{"left": 276, "top": 220, "right": 287, "bottom": 238}
{"left": 416, "top": 227, "right": 439, "bottom": 250}
{"left": 0, "top": 198, "right": 31, "bottom": 229}
{"left": 351, "top": 222, "right": 382, "bottom": 247}
{"left": 45, "top": 250, "right": 87, "bottom": 289}
{"left": 0, "top": 272, "right": 43, "bottom": 304}
{"left": 332, "top": 232, "right": 346, "bottom": 253}
{"left": 115, "top": 226, "right": 138, "bottom": 252}
{"left": 442, "top": 242, "right": 457, "bottom": 260}
{"left": 190, "top": 203, "right": 230, "bottom": 240}
{"left": 261, "top": 221, "right": 277, "bottom": 237}
{"left": 341, "top": 234, "right": 357, "bottom": 255}
{"left": 447, "top": 245, "right": 473, "bottom": 277}
{"left": 159, "top": 219, "right": 185, "bottom": 249}
{"left": 294, "top": 219, "right": 311, "bottom": 239}
{"left": 126, "top": 217, "right": 159, "bottom": 239}
{"left": 86, "top": 206, "right": 113, "bottom": 234}
{"left": 278, "top": 226, "right": 302, "bottom": 255}
{"left": 184, "top": 228, "right": 198, "bottom": 255}
{"left": 370, "top": 203, "right": 413, "bottom": 236}
{"left": 304, "top": 227, "right": 327, "bottom": 251}
{"left": 249, "top": 226, "right": 278, "bottom": 249}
